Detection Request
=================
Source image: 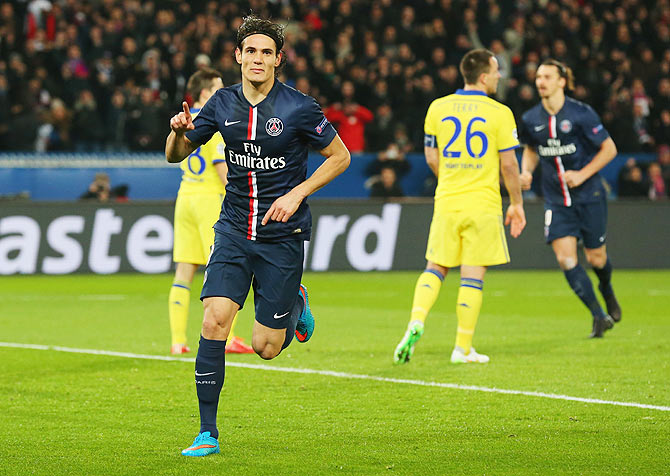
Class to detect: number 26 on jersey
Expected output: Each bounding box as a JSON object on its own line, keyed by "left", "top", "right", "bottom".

{"left": 441, "top": 116, "right": 488, "bottom": 159}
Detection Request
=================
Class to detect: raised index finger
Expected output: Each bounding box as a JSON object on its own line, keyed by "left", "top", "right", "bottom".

{"left": 182, "top": 101, "right": 191, "bottom": 119}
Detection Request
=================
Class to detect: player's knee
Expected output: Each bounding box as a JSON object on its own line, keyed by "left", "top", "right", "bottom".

{"left": 203, "top": 301, "right": 228, "bottom": 326}
{"left": 201, "top": 303, "right": 232, "bottom": 338}
{"left": 586, "top": 252, "right": 606, "bottom": 268}
{"left": 556, "top": 255, "right": 577, "bottom": 270}
{"left": 201, "top": 317, "right": 221, "bottom": 337}
{"left": 251, "top": 333, "right": 282, "bottom": 360}
{"left": 253, "top": 342, "right": 280, "bottom": 360}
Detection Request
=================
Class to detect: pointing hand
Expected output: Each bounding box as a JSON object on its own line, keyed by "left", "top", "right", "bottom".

{"left": 169, "top": 101, "right": 195, "bottom": 134}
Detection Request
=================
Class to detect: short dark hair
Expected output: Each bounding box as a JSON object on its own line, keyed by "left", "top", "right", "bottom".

{"left": 236, "top": 14, "right": 284, "bottom": 53}
{"left": 459, "top": 49, "right": 495, "bottom": 85}
{"left": 186, "top": 68, "right": 223, "bottom": 100}
{"left": 540, "top": 59, "right": 575, "bottom": 91}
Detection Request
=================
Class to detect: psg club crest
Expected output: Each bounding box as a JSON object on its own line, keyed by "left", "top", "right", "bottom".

{"left": 265, "top": 117, "right": 284, "bottom": 136}
{"left": 560, "top": 119, "right": 572, "bottom": 133}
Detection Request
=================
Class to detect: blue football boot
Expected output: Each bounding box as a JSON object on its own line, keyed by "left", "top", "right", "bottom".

{"left": 181, "top": 431, "right": 220, "bottom": 457}
{"left": 295, "top": 284, "right": 314, "bottom": 343}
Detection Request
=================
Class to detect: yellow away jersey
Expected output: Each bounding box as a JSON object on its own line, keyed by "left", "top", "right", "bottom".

{"left": 424, "top": 89, "right": 519, "bottom": 212}
{"left": 179, "top": 109, "right": 227, "bottom": 194}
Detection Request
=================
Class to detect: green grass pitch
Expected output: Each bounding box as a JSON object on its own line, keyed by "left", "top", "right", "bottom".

{"left": 1, "top": 270, "right": 668, "bottom": 475}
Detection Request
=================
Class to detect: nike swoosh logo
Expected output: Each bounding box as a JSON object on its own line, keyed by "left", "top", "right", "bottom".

{"left": 195, "top": 371, "right": 215, "bottom": 376}
{"left": 225, "top": 119, "right": 241, "bottom": 126}
{"left": 534, "top": 125, "right": 546, "bottom": 132}
{"left": 274, "top": 311, "right": 290, "bottom": 319}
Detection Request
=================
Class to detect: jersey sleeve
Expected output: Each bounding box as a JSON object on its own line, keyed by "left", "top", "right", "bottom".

{"left": 423, "top": 100, "right": 437, "bottom": 148}
{"left": 208, "top": 132, "right": 226, "bottom": 165}
{"left": 497, "top": 106, "right": 520, "bottom": 152}
{"left": 298, "top": 96, "right": 338, "bottom": 150}
{"left": 185, "top": 93, "right": 219, "bottom": 146}
{"left": 580, "top": 104, "right": 609, "bottom": 148}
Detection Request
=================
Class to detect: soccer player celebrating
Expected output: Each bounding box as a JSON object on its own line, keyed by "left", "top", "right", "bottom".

{"left": 168, "top": 68, "right": 253, "bottom": 356}
{"left": 518, "top": 59, "right": 621, "bottom": 338}
{"left": 165, "top": 15, "right": 350, "bottom": 456}
{"left": 394, "top": 49, "right": 526, "bottom": 365}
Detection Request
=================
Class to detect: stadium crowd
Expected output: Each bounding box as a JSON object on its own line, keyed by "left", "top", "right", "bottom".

{"left": 1, "top": 0, "right": 669, "bottom": 197}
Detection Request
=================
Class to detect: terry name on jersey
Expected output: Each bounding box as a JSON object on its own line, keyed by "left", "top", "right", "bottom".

{"left": 228, "top": 142, "right": 287, "bottom": 170}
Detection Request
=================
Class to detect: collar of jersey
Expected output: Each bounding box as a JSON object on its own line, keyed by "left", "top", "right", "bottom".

{"left": 236, "top": 79, "right": 279, "bottom": 108}
{"left": 455, "top": 89, "right": 487, "bottom": 96}
{"left": 190, "top": 108, "right": 201, "bottom": 114}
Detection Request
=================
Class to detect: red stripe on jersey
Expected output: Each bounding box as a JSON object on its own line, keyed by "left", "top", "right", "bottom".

{"left": 554, "top": 157, "right": 569, "bottom": 206}
{"left": 247, "top": 171, "right": 254, "bottom": 240}
{"left": 247, "top": 107, "right": 253, "bottom": 140}
{"left": 549, "top": 115, "right": 571, "bottom": 207}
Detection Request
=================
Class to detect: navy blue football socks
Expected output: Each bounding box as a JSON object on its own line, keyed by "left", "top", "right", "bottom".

{"left": 593, "top": 258, "right": 614, "bottom": 297}
{"left": 195, "top": 335, "right": 226, "bottom": 439}
{"left": 281, "top": 292, "right": 305, "bottom": 350}
{"left": 564, "top": 265, "right": 606, "bottom": 319}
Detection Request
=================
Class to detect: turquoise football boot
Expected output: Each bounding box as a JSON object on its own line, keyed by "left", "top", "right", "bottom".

{"left": 295, "top": 284, "right": 314, "bottom": 343}
{"left": 181, "top": 431, "right": 220, "bottom": 457}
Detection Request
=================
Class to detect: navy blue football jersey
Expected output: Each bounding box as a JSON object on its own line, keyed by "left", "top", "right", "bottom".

{"left": 519, "top": 97, "right": 610, "bottom": 207}
{"left": 185, "top": 80, "right": 337, "bottom": 241}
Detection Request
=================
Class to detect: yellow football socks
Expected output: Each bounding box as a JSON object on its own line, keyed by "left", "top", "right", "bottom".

{"left": 169, "top": 280, "right": 191, "bottom": 346}
{"left": 455, "top": 278, "right": 484, "bottom": 354}
{"left": 410, "top": 270, "right": 444, "bottom": 324}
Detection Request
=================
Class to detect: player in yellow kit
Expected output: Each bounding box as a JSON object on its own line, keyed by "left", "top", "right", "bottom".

{"left": 169, "top": 68, "right": 253, "bottom": 355}
{"left": 394, "top": 49, "right": 526, "bottom": 364}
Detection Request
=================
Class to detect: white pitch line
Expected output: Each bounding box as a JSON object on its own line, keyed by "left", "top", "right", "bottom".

{"left": 2, "top": 341, "right": 669, "bottom": 412}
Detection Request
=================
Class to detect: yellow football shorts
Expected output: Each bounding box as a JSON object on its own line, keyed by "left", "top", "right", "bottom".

{"left": 425, "top": 208, "right": 510, "bottom": 267}
{"left": 173, "top": 192, "right": 224, "bottom": 265}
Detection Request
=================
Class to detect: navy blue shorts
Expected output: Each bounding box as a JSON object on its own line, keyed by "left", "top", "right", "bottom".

{"left": 201, "top": 231, "right": 304, "bottom": 329}
{"left": 544, "top": 197, "right": 607, "bottom": 249}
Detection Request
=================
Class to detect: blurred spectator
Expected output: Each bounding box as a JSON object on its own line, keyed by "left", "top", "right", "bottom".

{"left": 36, "top": 98, "right": 71, "bottom": 151}
{"left": 80, "top": 172, "right": 129, "bottom": 202}
{"left": 632, "top": 103, "right": 655, "bottom": 152}
{"left": 0, "top": 73, "right": 9, "bottom": 149}
{"left": 631, "top": 78, "right": 651, "bottom": 117}
{"left": 647, "top": 163, "right": 666, "bottom": 200}
{"left": 365, "top": 103, "right": 395, "bottom": 153}
{"left": 72, "top": 89, "right": 104, "bottom": 152}
{"left": 393, "top": 125, "right": 414, "bottom": 155}
{"left": 369, "top": 165, "right": 404, "bottom": 200}
{"left": 658, "top": 145, "right": 670, "bottom": 192}
{"left": 509, "top": 83, "right": 538, "bottom": 120}
{"left": 80, "top": 172, "right": 111, "bottom": 202}
{"left": 654, "top": 79, "right": 670, "bottom": 118}
{"left": 653, "top": 109, "right": 670, "bottom": 147}
{"left": 366, "top": 143, "right": 411, "bottom": 178}
{"left": 324, "top": 81, "right": 373, "bottom": 153}
{"left": 9, "top": 103, "right": 40, "bottom": 151}
{"left": 618, "top": 158, "right": 649, "bottom": 198}
{"left": 105, "top": 89, "right": 129, "bottom": 152}
{"left": 126, "top": 88, "right": 166, "bottom": 151}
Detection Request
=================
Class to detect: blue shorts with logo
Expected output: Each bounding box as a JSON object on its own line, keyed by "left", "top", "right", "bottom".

{"left": 201, "top": 231, "right": 304, "bottom": 330}
{"left": 544, "top": 196, "right": 607, "bottom": 249}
